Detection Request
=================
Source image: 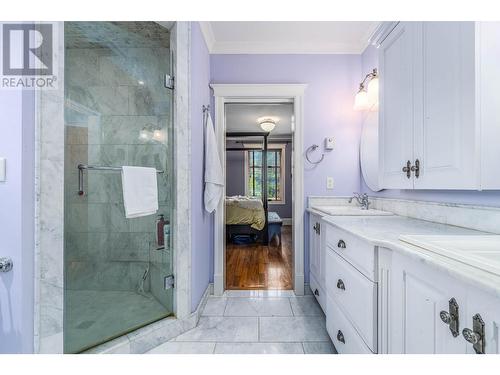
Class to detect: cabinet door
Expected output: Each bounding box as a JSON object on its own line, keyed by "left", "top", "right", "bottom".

{"left": 379, "top": 22, "right": 417, "bottom": 189}
{"left": 479, "top": 22, "right": 500, "bottom": 189}
{"left": 464, "top": 286, "right": 500, "bottom": 354}
{"left": 384, "top": 250, "right": 468, "bottom": 353}
{"left": 414, "top": 22, "right": 477, "bottom": 189}
{"left": 309, "top": 214, "right": 320, "bottom": 280}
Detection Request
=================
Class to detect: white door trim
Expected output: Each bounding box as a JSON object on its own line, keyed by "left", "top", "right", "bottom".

{"left": 211, "top": 83, "right": 307, "bottom": 296}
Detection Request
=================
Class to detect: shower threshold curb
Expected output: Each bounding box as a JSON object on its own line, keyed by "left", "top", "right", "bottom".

{"left": 84, "top": 285, "right": 211, "bottom": 354}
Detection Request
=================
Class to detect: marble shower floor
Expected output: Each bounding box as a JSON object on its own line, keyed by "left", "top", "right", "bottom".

{"left": 147, "top": 291, "right": 336, "bottom": 354}
{"left": 66, "top": 290, "right": 170, "bottom": 353}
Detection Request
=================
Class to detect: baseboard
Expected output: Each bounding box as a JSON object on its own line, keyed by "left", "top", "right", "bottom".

{"left": 213, "top": 274, "right": 224, "bottom": 296}
{"left": 304, "top": 282, "right": 312, "bottom": 295}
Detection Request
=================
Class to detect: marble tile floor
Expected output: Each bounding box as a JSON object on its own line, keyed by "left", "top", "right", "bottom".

{"left": 66, "top": 290, "right": 170, "bottom": 353}
{"left": 147, "top": 292, "right": 336, "bottom": 354}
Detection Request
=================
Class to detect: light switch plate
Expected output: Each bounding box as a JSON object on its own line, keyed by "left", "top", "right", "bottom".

{"left": 0, "top": 157, "right": 5, "bottom": 182}
{"left": 326, "top": 176, "right": 334, "bottom": 189}
{"left": 325, "top": 137, "right": 334, "bottom": 150}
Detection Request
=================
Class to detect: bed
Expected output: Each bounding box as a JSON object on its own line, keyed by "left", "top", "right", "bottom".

{"left": 225, "top": 196, "right": 266, "bottom": 230}
{"left": 225, "top": 196, "right": 282, "bottom": 246}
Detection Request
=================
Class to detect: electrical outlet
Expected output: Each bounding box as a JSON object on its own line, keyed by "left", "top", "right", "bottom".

{"left": 326, "top": 176, "right": 334, "bottom": 189}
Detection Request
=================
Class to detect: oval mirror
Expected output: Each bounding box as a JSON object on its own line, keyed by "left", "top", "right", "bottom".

{"left": 360, "top": 110, "right": 382, "bottom": 192}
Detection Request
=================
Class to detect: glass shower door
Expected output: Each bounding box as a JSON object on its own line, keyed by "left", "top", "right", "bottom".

{"left": 63, "top": 21, "right": 174, "bottom": 353}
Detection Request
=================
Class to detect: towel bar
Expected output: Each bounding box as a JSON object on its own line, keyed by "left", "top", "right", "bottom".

{"left": 77, "top": 164, "right": 164, "bottom": 196}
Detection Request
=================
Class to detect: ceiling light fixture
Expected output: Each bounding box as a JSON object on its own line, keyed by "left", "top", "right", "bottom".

{"left": 257, "top": 117, "right": 279, "bottom": 132}
{"left": 354, "top": 68, "right": 379, "bottom": 111}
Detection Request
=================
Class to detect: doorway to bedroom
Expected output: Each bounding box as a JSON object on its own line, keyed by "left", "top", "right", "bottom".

{"left": 224, "top": 103, "right": 294, "bottom": 290}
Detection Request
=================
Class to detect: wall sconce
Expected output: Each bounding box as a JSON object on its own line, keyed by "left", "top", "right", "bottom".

{"left": 354, "top": 68, "right": 379, "bottom": 111}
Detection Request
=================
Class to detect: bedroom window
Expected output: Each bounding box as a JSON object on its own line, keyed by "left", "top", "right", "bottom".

{"left": 245, "top": 144, "right": 286, "bottom": 204}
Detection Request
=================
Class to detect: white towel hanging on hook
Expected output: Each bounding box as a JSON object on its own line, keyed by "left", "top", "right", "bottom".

{"left": 204, "top": 110, "right": 224, "bottom": 213}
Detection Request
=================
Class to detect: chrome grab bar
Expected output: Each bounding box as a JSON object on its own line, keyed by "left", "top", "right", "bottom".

{"left": 77, "top": 164, "right": 164, "bottom": 196}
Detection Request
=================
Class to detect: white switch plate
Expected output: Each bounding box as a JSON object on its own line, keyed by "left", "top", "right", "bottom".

{"left": 325, "top": 137, "right": 334, "bottom": 150}
{"left": 0, "top": 157, "right": 5, "bottom": 182}
{"left": 326, "top": 176, "right": 334, "bottom": 189}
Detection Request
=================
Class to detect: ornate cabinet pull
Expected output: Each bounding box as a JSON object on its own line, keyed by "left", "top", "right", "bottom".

{"left": 402, "top": 160, "right": 412, "bottom": 179}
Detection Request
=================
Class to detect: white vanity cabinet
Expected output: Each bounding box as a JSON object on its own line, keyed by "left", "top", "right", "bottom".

{"left": 323, "top": 223, "right": 377, "bottom": 353}
{"left": 378, "top": 248, "right": 468, "bottom": 353}
{"left": 463, "top": 285, "right": 500, "bottom": 354}
{"left": 379, "top": 247, "right": 500, "bottom": 354}
{"left": 308, "top": 212, "right": 326, "bottom": 311}
{"left": 379, "top": 21, "right": 500, "bottom": 190}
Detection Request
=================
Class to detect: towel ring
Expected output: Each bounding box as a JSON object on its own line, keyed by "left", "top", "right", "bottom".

{"left": 306, "top": 144, "right": 325, "bottom": 165}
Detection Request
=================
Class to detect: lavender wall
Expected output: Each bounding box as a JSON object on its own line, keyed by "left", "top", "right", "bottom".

{"left": 0, "top": 85, "right": 35, "bottom": 353}
{"left": 211, "top": 54, "right": 363, "bottom": 281}
{"left": 360, "top": 45, "right": 500, "bottom": 207}
{"left": 190, "top": 22, "right": 213, "bottom": 311}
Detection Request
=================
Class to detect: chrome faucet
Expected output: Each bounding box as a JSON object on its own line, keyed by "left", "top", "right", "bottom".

{"left": 348, "top": 192, "right": 370, "bottom": 210}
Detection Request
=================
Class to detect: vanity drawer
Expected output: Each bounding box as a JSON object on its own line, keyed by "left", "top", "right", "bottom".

{"left": 326, "top": 294, "right": 373, "bottom": 354}
{"left": 309, "top": 272, "right": 326, "bottom": 313}
{"left": 326, "top": 247, "right": 377, "bottom": 352}
{"left": 325, "top": 224, "right": 376, "bottom": 280}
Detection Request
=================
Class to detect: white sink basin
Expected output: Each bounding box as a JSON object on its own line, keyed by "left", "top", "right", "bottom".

{"left": 311, "top": 206, "right": 393, "bottom": 216}
{"left": 400, "top": 235, "right": 500, "bottom": 277}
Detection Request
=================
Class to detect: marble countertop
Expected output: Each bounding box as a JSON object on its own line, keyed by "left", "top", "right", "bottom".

{"left": 321, "top": 215, "right": 500, "bottom": 298}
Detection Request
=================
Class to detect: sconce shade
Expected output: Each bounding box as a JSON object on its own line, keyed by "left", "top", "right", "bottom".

{"left": 353, "top": 90, "right": 369, "bottom": 111}
{"left": 367, "top": 76, "right": 379, "bottom": 108}
{"left": 354, "top": 68, "right": 379, "bottom": 111}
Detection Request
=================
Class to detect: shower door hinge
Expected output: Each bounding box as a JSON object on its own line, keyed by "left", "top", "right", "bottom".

{"left": 164, "top": 74, "right": 174, "bottom": 90}
{"left": 164, "top": 274, "right": 175, "bottom": 290}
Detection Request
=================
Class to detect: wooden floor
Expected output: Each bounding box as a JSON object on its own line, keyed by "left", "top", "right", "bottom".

{"left": 226, "top": 226, "right": 293, "bottom": 290}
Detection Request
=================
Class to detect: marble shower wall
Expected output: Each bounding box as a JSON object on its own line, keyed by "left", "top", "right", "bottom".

{"left": 64, "top": 41, "right": 173, "bottom": 304}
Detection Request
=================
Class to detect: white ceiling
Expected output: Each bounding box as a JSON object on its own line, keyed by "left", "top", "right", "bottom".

{"left": 225, "top": 103, "right": 294, "bottom": 136}
{"left": 200, "top": 21, "right": 379, "bottom": 54}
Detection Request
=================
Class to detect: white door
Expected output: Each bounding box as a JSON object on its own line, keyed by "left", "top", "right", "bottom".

{"left": 386, "top": 251, "right": 468, "bottom": 353}
{"left": 379, "top": 22, "right": 417, "bottom": 189}
{"left": 309, "top": 213, "right": 320, "bottom": 280}
{"left": 414, "top": 22, "right": 477, "bottom": 189}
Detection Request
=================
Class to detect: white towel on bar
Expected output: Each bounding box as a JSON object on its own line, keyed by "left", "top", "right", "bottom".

{"left": 204, "top": 112, "right": 224, "bottom": 213}
{"left": 121, "top": 166, "right": 159, "bottom": 219}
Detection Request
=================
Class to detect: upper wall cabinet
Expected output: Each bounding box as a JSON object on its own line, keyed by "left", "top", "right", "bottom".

{"left": 379, "top": 22, "right": 417, "bottom": 189}
{"left": 379, "top": 22, "right": 500, "bottom": 190}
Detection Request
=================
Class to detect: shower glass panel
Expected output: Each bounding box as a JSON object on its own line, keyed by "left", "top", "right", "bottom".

{"left": 63, "top": 22, "right": 174, "bottom": 353}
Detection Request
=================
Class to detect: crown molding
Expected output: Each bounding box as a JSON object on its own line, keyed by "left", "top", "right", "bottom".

{"left": 200, "top": 21, "right": 381, "bottom": 55}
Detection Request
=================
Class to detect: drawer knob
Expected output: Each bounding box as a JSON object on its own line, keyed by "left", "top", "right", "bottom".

{"left": 0, "top": 257, "right": 13, "bottom": 273}
{"left": 314, "top": 289, "right": 320, "bottom": 296}
{"left": 337, "top": 239, "right": 346, "bottom": 249}
{"left": 336, "top": 330, "right": 345, "bottom": 344}
{"left": 337, "top": 279, "right": 345, "bottom": 290}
